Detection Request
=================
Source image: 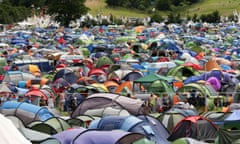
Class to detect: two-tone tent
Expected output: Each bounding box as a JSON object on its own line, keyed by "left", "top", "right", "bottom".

{"left": 89, "top": 115, "right": 170, "bottom": 144}
{"left": 71, "top": 93, "right": 145, "bottom": 117}
{"left": 1, "top": 101, "right": 54, "bottom": 125}
{"left": 168, "top": 116, "right": 217, "bottom": 143}
{"left": 28, "top": 117, "right": 71, "bottom": 135}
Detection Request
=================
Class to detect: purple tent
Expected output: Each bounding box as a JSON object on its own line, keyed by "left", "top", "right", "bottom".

{"left": 72, "top": 130, "right": 145, "bottom": 144}
{"left": 206, "top": 77, "right": 221, "bottom": 91}
{"left": 52, "top": 128, "right": 86, "bottom": 144}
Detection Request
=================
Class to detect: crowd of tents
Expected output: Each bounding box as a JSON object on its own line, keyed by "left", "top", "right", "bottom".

{"left": 1, "top": 20, "right": 240, "bottom": 143}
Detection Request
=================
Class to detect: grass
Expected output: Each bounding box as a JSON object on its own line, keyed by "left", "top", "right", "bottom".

{"left": 85, "top": 0, "right": 148, "bottom": 18}
{"left": 186, "top": 0, "right": 240, "bottom": 16}
{"left": 85, "top": 0, "right": 240, "bottom": 18}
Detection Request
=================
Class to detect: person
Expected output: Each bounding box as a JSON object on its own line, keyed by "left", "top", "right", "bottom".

{"left": 173, "top": 92, "right": 180, "bottom": 105}
{"left": 148, "top": 93, "right": 157, "bottom": 112}
{"left": 59, "top": 92, "right": 65, "bottom": 111}
{"left": 157, "top": 93, "right": 171, "bottom": 112}
{"left": 39, "top": 97, "right": 47, "bottom": 106}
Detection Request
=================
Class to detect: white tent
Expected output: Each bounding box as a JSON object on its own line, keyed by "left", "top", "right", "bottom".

{"left": 0, "top": 114, "right": 32, "bottom": 144}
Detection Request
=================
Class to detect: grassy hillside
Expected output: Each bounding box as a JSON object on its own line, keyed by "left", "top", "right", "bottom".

{"left": 186, "top": 0, "right": 240, "bottom": 16}
{"left": 85, "top": 0, "right": 150, "bottom": 18}
{"left": 85, "top": 0, "right": 240, "bottom": 18}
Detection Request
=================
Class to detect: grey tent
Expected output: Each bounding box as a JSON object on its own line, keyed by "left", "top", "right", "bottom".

{"left": 71, "top": 93, "right": 144, "bottom": 117}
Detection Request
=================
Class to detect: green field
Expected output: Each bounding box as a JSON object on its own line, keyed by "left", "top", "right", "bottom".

{"left": 85, "top": 0, "right": 240, "bottom": 18}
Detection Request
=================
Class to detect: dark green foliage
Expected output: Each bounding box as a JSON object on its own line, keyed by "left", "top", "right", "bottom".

{"left": 167, "top": 13, "right": 182, "bottom": 23}
{"left": 199, "top": 10, "right": 220, "bottom": 23}
{"left": 105, "top": 0, "right": 201, "bottom": 11}
{"left": 150, "top": 13, "right": 164, "bottom": 23}
{"left": 0, "top": 3, "right": 30, "bottom": 24}
{"left": 106, "top": 0, "right": 152, "bottom": 11}
{"left": 1, "top": 0, "right": 89, "bottom": 26}
{"left": 156, "top": 0, "right": 171, "bottom": 11}
{"left": 192, "top": 13, "right": 198, "bottom": 22}
{"left": 47, "top": 0, "right": 89, "bottom": 27}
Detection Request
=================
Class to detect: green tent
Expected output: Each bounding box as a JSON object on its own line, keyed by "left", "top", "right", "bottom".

{"left": 96, "top": 56, "right": 113, "bottom": 68}
{"left": 202, "top": 111, "right": 232, "bottom": 128}
{"left": 172, "top": 137, "right": 208, "bottom": 144}
{"left": 134, "top": 73, "right": 173, "bottom": 83}
{"left": 158, "top": 111, "right": 185, "bottom": 132}
{"left": 28, "top": 117, "right": 71, "bottom": 135}
{"left": 134, "top": 73, "right": 174, "bottom": 95}
{"left": 148, "top": 80, "right": 174, "bottom": 95}
{"left": 6, "top": 115, "right": 51, "bottom": 143}
{"left": 177, "top": 83, "right": 219, "bottom": 111}
{"left": 67, "top": 115, "right": 99, "bottom": 128}
{"left": 176, "top": 83, "right": 217, "bottom": 98}
{"left": 167, "top": 65, "right": 200, "bottom": 81}
{"left": 80, "top": 48, "right": 90, "bottom": 58}
{"left": 133, "top": 138, "right": 154, "bottom": 144}
{"left": 215, "top": 128, "right": 240, "bottom": 144}
{"left": 0, "top": 57, "right": 7, "bottom": 75}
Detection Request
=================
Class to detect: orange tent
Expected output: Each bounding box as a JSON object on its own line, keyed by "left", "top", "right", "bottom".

{"left": 115, "top": 81, "right": 132, "bottom": 94}
{"left": 104, "top": 81, "right": 119, "bottom": 88}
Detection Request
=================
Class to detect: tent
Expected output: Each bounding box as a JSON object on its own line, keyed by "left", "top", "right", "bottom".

{"left": 52, "top": 68, "right": 78, "bottom": 84}
{"left": 71, "top": 93, "right": 144, "bottom": 117}
{"left": 134, "top": 73, "right": 174, "bottom": 94}
{"left": 18, "top": 64, "right": 41, "bottom": 76}
{"left": 167, "top": 65, "right": 200, "bottom": 81}
{"left": 215, "top": 128, "right": 240, "bottom": 144}
{"left": 26, "top": 78, "right": 50, "bottom": 88}
{"left": 168, "top": 116, "right": 217, "bottom": 142}
{"left": 52, "top": 128, "right": 87, "bottom": 144}
{"left": 3, "top": 71, "right": 36, "bottom": 85}
{"left": 104, "top": 81, "right": 119, "bottom": 93}
{"left": 66, "top": 115, "right": 99, "bottom": 128}
{"left": 224, "top": 109, "right": 240, "bottom": 130}
{"left": 6, "top": 115, "right": 51, "bottom": 143}
{"left": 89, "top": 115, "right": 170, "bottom": 144}
{"left": 27, "top": 117, "right": 71, "bottom": 135}
{"left": 72, "top": 130, "right": 146, "bottom": 144}
{"left": 115, "top": 81, "right": 133, "bottom": 95}
{"left": 158, "top": 110, "right": 186, "bottom": 132}
{"left": 95, "top": 56, "right": 113, "bottom": 68}
{"left": 121, "top": 71, "right": 144, "bottom": 81}
{"left": 0, "top": 114, "right": 32, "bottom": 144}
{"left": 148, "top": 80, "right": 175, "bottom": 95}
{"left": 83, "top": 107, "right": 130, "bottom": 118}
{"left": 25, "top": 88, "right": 49, "bottom": 102}
{"left": 171, "top": 137, "right": 209, "bottom": 144}
{"left": 1, "top": 101, "right": 54, "bottom": 125}
{"left": 134, "top": 73, "right": 173, "bottom": 84}
{"left": 176, "top": 83, "right": 218, "bottom": 98}
{"left": 202, "top": 111, "right": 232, "bottom": 128}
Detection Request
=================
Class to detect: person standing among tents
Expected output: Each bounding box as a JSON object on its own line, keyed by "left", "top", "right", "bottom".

{"left": 148, "top": 93, "right": 157, "bottom": 112}
{"left": 156, "top": 93, "right": 171, "bottom": 112}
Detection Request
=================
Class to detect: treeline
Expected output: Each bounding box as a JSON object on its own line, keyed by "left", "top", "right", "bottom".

{"left": 0, "top": 0, "right": 46, "bottom": 24}
{"left": 106, "top": 0, "right": 201, "bottom": 11}
{"left": 0, "top": 0, "right": 89, "bottom": 26}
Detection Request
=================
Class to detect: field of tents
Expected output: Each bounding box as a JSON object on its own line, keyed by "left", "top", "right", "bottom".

{"left": 1, "top": 21, "right": 240, "bottom": 144}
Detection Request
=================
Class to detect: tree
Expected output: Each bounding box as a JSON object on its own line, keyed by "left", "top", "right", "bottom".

{"left": 150, "top": 13, "right": 163, "bottom": 23}
{"left": 47, "top": 0, "right": 89, "bottom": 27}
{"left": 156, "top": 0, "right": 171, "bottom": 11}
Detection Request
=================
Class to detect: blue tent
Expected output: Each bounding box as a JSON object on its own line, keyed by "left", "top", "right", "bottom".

{"left": 89, "top": 115, "right": 170, "bottom": 144}
{"left": 1, "top": 101, "right": 54, "bottom": 125}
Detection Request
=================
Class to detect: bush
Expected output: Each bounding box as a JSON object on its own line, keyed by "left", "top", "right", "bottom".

{"left": 150, "top": 13, "right": 164, "bottom": 23}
